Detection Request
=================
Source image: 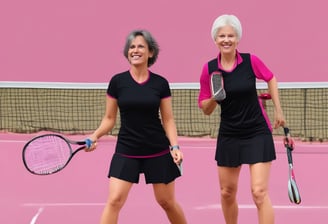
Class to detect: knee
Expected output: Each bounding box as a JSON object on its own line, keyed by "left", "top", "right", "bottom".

{"left": 251, "top": 187, "right": 268, "bottom": 206}
{"left": 156, "top": 197, "right": 175, "bottom": 211}
{"left": 220, "top": 186, "right": 237, "bottom": 202}
{"left": 107, "top": 195, "right": 126, "bottom": 211}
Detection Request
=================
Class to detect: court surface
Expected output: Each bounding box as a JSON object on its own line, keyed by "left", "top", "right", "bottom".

{"left": 1, "top": 133, "right": 327, "bottom": 223}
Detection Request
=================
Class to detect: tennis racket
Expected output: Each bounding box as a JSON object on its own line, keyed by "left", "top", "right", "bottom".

{"left": 210, "top": 71, "right": 226, "bottom": 102}
{"left": 177, "top": 162, "right": 183, "bottom": 176}
{"left": 258, "top": 92, "right": 271, "bottom": 110}
{"left": 22, "top": 134, "right": 93, "bottom": 175}
{"left": 283, "top": 127, "right": 301, "bottom": 204}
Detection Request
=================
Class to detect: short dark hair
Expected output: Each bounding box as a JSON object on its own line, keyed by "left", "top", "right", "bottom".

{"left": 123, "top": 30, "right": 160, "bottom": 67}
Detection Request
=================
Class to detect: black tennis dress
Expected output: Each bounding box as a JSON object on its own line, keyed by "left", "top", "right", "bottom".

{"left": 209, "top": 54, "right": 276, "bottom": 167}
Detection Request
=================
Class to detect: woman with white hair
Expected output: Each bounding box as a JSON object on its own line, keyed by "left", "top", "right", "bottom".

{"left": 198, "top": 14, "right": 286, "bottom": 224}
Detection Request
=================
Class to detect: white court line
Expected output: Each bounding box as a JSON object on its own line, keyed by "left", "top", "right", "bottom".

{"left": 30, "top": 207, "right": 44, "bottom": 224}
{"left": 22, "top": 203, "right": 105, "bottom": 207}
{"left": 194, "top": 204, "right": 328, "bottom": 210}
{"left": 0, "top": 140, "right": 26, "bottom": 143}
{"left": 22, "top": 202, "right": 328, "bottom": 210}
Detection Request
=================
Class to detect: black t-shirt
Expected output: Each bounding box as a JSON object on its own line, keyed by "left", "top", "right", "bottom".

{"left": 107, "top": 71, "right": 171, "bottom": 156}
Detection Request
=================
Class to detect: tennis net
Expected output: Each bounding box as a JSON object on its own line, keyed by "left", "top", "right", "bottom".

{"left": 1, "top": 81, "right": 327, "bottom": 141}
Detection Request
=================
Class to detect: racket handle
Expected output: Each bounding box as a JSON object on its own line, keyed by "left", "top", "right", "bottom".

{"left": 283, "top": 127, "right": 290, "bottom": 136}
{"left": 287, "top": 149, "right": 293, "bottom": 164}
{"left": 283, "top": 127, "right": 294, "bottom": 163}
{"left": 85, "top": 138, "right": 93, "bottom": 148}
{"left": 283, "top": 127, "right": 294, "bottom": 150}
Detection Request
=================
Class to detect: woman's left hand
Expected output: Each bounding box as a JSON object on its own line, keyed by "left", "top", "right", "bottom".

{"left": 170, "top": 149, "right": 183, "bottom": 165}
{"left": 273, "top": 109, "right": 286, "bottom": 129}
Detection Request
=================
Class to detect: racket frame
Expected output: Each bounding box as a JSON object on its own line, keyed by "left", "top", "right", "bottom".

{"left": 177, "top": 162, "right": 183, "bottom": 176}
{"left": 283, "top": 127, "right": 302, "bottom": 204}
{"left": 210, "top": 71, "right": 226, "bottom": 102}
{"left": 22, "top": 134, "right": 87, "bottom": 175}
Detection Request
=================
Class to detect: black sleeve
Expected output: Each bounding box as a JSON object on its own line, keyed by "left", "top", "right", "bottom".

{"left": 107, "top": 75, "right": 118, "bottom": 98}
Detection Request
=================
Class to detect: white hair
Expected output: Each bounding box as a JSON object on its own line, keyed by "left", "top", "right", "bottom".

{"left": 211, "top": 14, "right": 242, "bottom": 41}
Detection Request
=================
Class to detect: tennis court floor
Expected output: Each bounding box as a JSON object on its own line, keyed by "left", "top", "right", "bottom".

{"left": 1, "top": 133, "right": 327, "bottom": 223}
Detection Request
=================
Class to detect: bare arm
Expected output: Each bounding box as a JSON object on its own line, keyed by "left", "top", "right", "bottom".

{"left": 200, "top": 98, "right": 218, "bottom": 115}
{"left": 160, "top": 97, "right": 183, "bottom": 164}
{"left": 267, "top": 77, "right": 285, "bottom": 129}
{"left": 85, "top": 96, "right": 118, "bottom": 151}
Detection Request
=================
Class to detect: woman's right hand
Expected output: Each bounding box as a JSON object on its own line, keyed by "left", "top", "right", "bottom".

{"left": 84, "top": 136, "right": 98, "bottom": 152}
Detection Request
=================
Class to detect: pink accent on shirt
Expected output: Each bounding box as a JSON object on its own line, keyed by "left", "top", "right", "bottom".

{"left": 118, "top": 149, "right": 170, "bottom": 158}
{"left": 258, "top": 98, "right": 273, "bottom": 132}
{"left": 198, "top": 52, "right": 274, "bottom": 108}
{"left": 198, "top": 51, "right": 274, "bottom": 131}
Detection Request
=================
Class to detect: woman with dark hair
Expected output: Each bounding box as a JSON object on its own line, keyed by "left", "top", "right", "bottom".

{"left": 86, "top": 29, "right": 187, "bottom": 224}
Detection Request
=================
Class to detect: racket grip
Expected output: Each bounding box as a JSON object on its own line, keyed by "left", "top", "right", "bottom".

{"left": 283, "top": 127, "right": 290, "bottom": 136}
{"left": 85, "top": 138, "right": 93, "bottom": 148}
{"left": 283, "top": 127, "right": 294, "bottom": 151}
{"left": 287, "top": 149, "right": 293, "bottom": 164}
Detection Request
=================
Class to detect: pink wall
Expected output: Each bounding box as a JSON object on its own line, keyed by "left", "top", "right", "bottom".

{"left": 1, "top": 0, "right": 327, "bottom": 83}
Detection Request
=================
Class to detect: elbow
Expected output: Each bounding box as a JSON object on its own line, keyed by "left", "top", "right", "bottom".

{"left": 199, "top": 99, "right": 216, "bottom": 115}
{"left": 200, "top": 107, "right": 213, "bottom": 116}
{"left": 203, "top": 110, "right": 212, "bottom": 116}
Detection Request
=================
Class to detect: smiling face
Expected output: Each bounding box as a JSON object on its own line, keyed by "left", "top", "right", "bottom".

{"left": 214, "top": 25, "right": 239, "bottom": 55}
{"left": 128, "top": 35, "right": 153, "bottom": 67}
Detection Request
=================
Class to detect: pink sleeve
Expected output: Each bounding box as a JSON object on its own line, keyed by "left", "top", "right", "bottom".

{"left": 250, "top": 54, "right": 274, "bottom": 82}
{"left": 198, "top": 63, "right": 212, "bottom": 108}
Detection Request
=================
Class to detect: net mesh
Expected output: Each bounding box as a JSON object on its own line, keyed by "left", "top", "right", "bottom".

{"left": 1, "top": 82, "right": 328, "bottom": 141}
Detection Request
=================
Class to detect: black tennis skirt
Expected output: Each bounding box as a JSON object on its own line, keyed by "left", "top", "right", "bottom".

{"left": 215, "top": 134, "right": 276, "bottom": 167}
{"left": 108, "top": 152, "right": 181, "bottom": 184}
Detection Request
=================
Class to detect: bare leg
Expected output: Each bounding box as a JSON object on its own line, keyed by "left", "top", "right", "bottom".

{"left": 249, "top": 162, "right": 274, "bottom": 224}
{"left": 153, "top": 181, "right": 187, "bottom": 224}
{"left": 218, "top": 166, "right": 241, "bottom": 224}
{"left": 100, "top": 177, "right": 133, "bottom": 224}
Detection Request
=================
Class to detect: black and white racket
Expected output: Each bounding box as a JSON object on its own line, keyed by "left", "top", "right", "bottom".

{"left": 283, "top": 127, "right": 301, "bottom": 204}
{"left": 22, "top": 134, "right": 93, "bottom": 175}
{"left": 177, "top": 162, "right": 183, "bottom": 176}
{"left": 210, "top": 71, "right": 226, "bottom": 102}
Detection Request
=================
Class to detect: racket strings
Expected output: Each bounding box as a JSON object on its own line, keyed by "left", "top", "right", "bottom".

{"left": 211, "top": 72, "right": 226, "bottom": 102}
{"left": 24, "top": 136, "right": 72, "bottom": 174}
